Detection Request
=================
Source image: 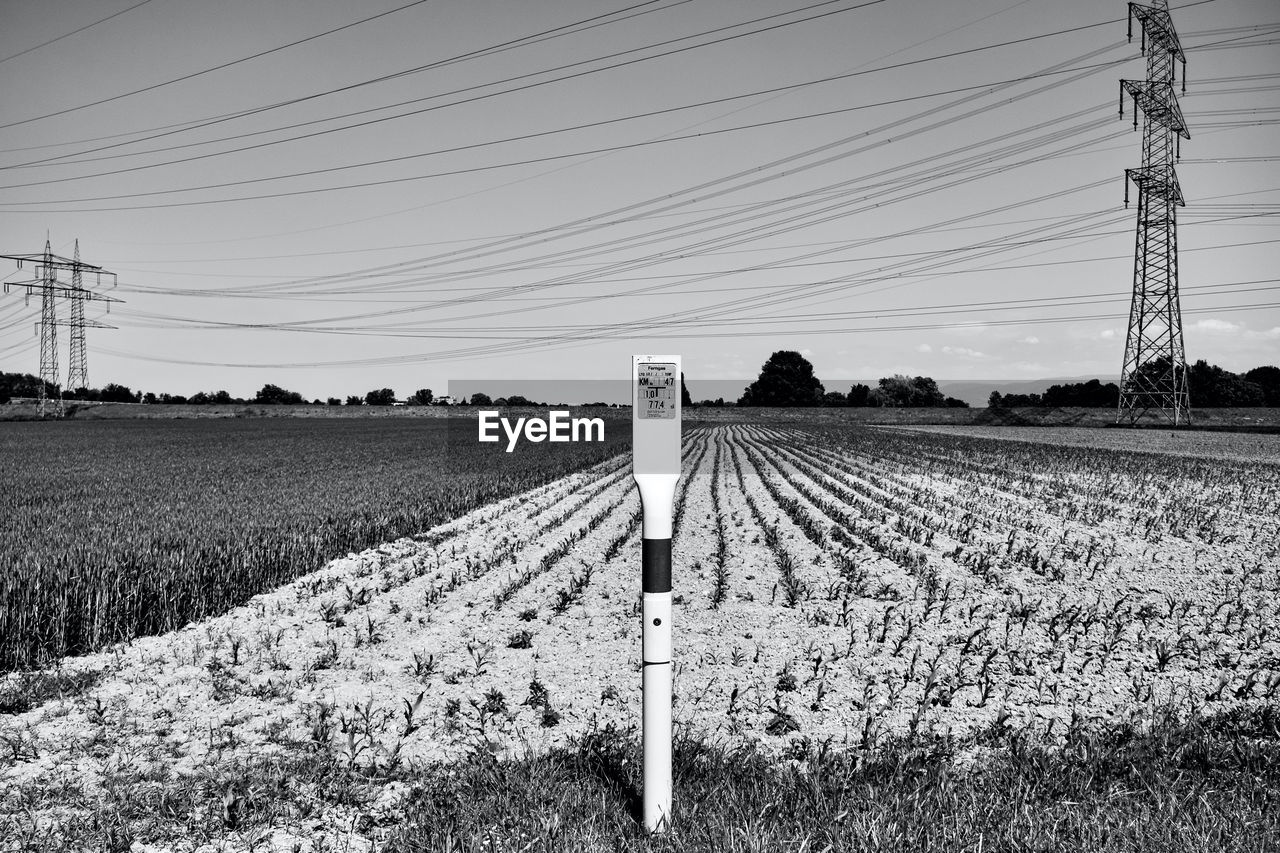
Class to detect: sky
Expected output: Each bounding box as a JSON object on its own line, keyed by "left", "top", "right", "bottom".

{"left": 0, "top": 0, "right": 1276, "bottom": 401}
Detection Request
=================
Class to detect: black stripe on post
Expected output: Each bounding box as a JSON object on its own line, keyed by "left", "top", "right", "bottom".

{"left": 642, "top": 538, "right": 672, "bottom": 593}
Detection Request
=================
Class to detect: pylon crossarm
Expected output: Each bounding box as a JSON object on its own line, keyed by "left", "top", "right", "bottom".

{"left": 1125, "top": 167, "right": 1185, "bottom": 205}
{"left": 1120, "top": 81, "right": 1190, "bottom": 138}
{"left": 51, "top": 320, "right": 117, "bottom": 330}
{"left": 0, "top": 253, "right": 108, "bottom": 273}
{"left": 4, "top": 280, "right": 123, "bottom": 302}
{"left": 1130, "top": 4, "right": 1185, "bottom": 62}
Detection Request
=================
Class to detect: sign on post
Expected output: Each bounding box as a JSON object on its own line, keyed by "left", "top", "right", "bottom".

{"left": 632, "top": 355, "right": 681, "bottom": 834}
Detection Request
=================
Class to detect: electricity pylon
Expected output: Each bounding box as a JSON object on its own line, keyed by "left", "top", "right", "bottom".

{"left": 38, "top": 241, "right": 60, "bottom": 416}
{"left": 1117, "top": 0, "right": 1191, "bottom": 426}
{"left": 67, "top": 240, "right": 89, "bottom": 394}
{"left": 1, "top": 239, "right": 121, "bottom": 417}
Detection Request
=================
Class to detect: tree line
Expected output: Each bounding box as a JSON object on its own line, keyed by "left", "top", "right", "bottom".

{"left": 989, "top": 361, "right": 1280, "bottom": 409}
{"left": 0, "top": 376, "right": 436, "bottom": 407}
{"left": 4, "top": 355, "right": 1277, "bottom": 409}
{"left": 729, "top": 351, "right": 968, "bottom": 408}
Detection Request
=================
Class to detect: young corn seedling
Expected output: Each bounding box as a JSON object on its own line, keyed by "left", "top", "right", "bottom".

{"left": 401, "top": 692, "right": 425, "bottom": 737}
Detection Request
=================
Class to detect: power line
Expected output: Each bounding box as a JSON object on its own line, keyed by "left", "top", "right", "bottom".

{"left": 152, "top": 44, "right": 1131, "bottom": 296}
{"left": 0, "top": 0, "right": 438, "bottom": 131}
{"left": 0, "top": 0, "right": 689, "bottom": 160}
{"left": 94, "top": 298, "right": 1280, "bottom": 369}
{"left": 0, "top": 0, "right": 155, "bottom": 66}
{"left": 116, "top": 278, "right": 1280, "bottom": 335}
{"left": 0, "top": 58, "right": 1135, "bottom": 193}
{"left": 20, "top": 4, "right": 1252, "bottom": 189}
{"left": 1, "top": 0, "right": 854, "bottom": 161}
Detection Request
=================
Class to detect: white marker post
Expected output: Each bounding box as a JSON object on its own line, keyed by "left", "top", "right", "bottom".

{"left": 632, "top": 355, "right": 681, "bottom": 834}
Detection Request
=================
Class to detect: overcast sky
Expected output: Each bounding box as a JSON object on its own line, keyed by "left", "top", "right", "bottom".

{"left": 0, "top": 0, "right": 1276, "bottom": 400}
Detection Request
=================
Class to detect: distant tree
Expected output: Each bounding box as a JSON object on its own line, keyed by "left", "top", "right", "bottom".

{"left": 142, "top": 392, "right": 158, "bottom": 405}
{"left": 158, "top": 393, "right": 188, "bottom": 404}
{"left": 1040, "top": 378, "right": 1119, "bottom": 407}
{"left": 874, "top": 375, "right": 944, "bottom": 408}
{"left": 988, "top": 391, "right": 1005, "bottom": 409}
{"left": 493, "top": 397, "right": 509, "bottom": 407}
{"left": 326, "top": 397, "right": 341, "bottom": 406}
{"left": 914, "top": 377, "right": 946, "bottom": 407}
{"left": 345, "top": 395, "right": 363, "bottom": 406}
{"left": 681, "top": 372, "right": 692, "bottom": 407}
{"left": 1244, "top": 365, "right": 1280, "bottom": 406}
{"left": 469, "top": 392, "right": 493, "bottom": 406}
{"left": 311, "top": 399, "right": 323, "bottom": 405}
{"left": 255, "top": 383, "right": 304, "bottom": 405}
{"left": 211, "top": 390, "right": 233, "bottom": 404}
{"left": 944, "top": 397, "right": 969, "bottom": 408}
{"left": 100, "top": 383, "right": 137, "bottom": 403}
{"left": 1187, "top": 359, "right": 1265, "bottom": 406}
{"left": 189, "top": 391, "right": 211, "bottom": 405}
{"left": 0, "top": 371, "right": 58, "bottom": 403}
{"left": 505, "top": 394, "right": 533, "bottom": 407}
{"left": 847, "top": 383, "right": 871, "bottom": 407}
{"left": 1002, "top": 392, "right": 1043, "bottom": 407}
{"left": 410, "top": 388, "right": 434, "bottom": 406}
{"left": 822, "top": 390, "right": 847, "bottom": 407}
{"left": 874, "top": 376, "right": 912, "bottom": 407}
{"left": 365, "top": 388, "right": 396, "bottom": 406}
{"left": 738, "top": 351, "right": 824, "bottom": 406}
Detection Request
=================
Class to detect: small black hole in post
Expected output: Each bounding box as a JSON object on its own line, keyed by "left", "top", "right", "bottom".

{"left": 653, "top": 618, "right": 662, "bottom": 626}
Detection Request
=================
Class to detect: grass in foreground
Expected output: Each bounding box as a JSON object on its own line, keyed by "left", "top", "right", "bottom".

{"left": 4, "top": 705, "right": 1277, "bottom": 852}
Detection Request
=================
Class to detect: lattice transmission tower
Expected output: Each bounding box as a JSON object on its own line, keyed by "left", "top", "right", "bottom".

{"left": 67, "top": 240, "right": 89, "bottom": 394}
{"left": 38, "top": 240, "right": 60, "bottom": 417}
{"left": 1117, "top": 0, "right": 1191, "bottom": 426}
{"left": 1, "top": 239, "right": 121, "bottom": 417}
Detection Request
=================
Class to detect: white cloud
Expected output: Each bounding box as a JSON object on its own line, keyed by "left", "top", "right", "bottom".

{"left": 1190, "top": 318, "right": 1243, "bottom": 334}
{"left": 941, "top": 345, "right": 986, "bottom": 359}
{"left": 1227, "top": 325, "right": 1280, "bottom": 341}
{"left": 916, "top": 343, "right": 932, "bottom": 353}
{"left": 1099, "top": 329, "right": 1120, "bottom": 340}
{"left": 1018, "top": 336, "right": 1040, "bottom": 345}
